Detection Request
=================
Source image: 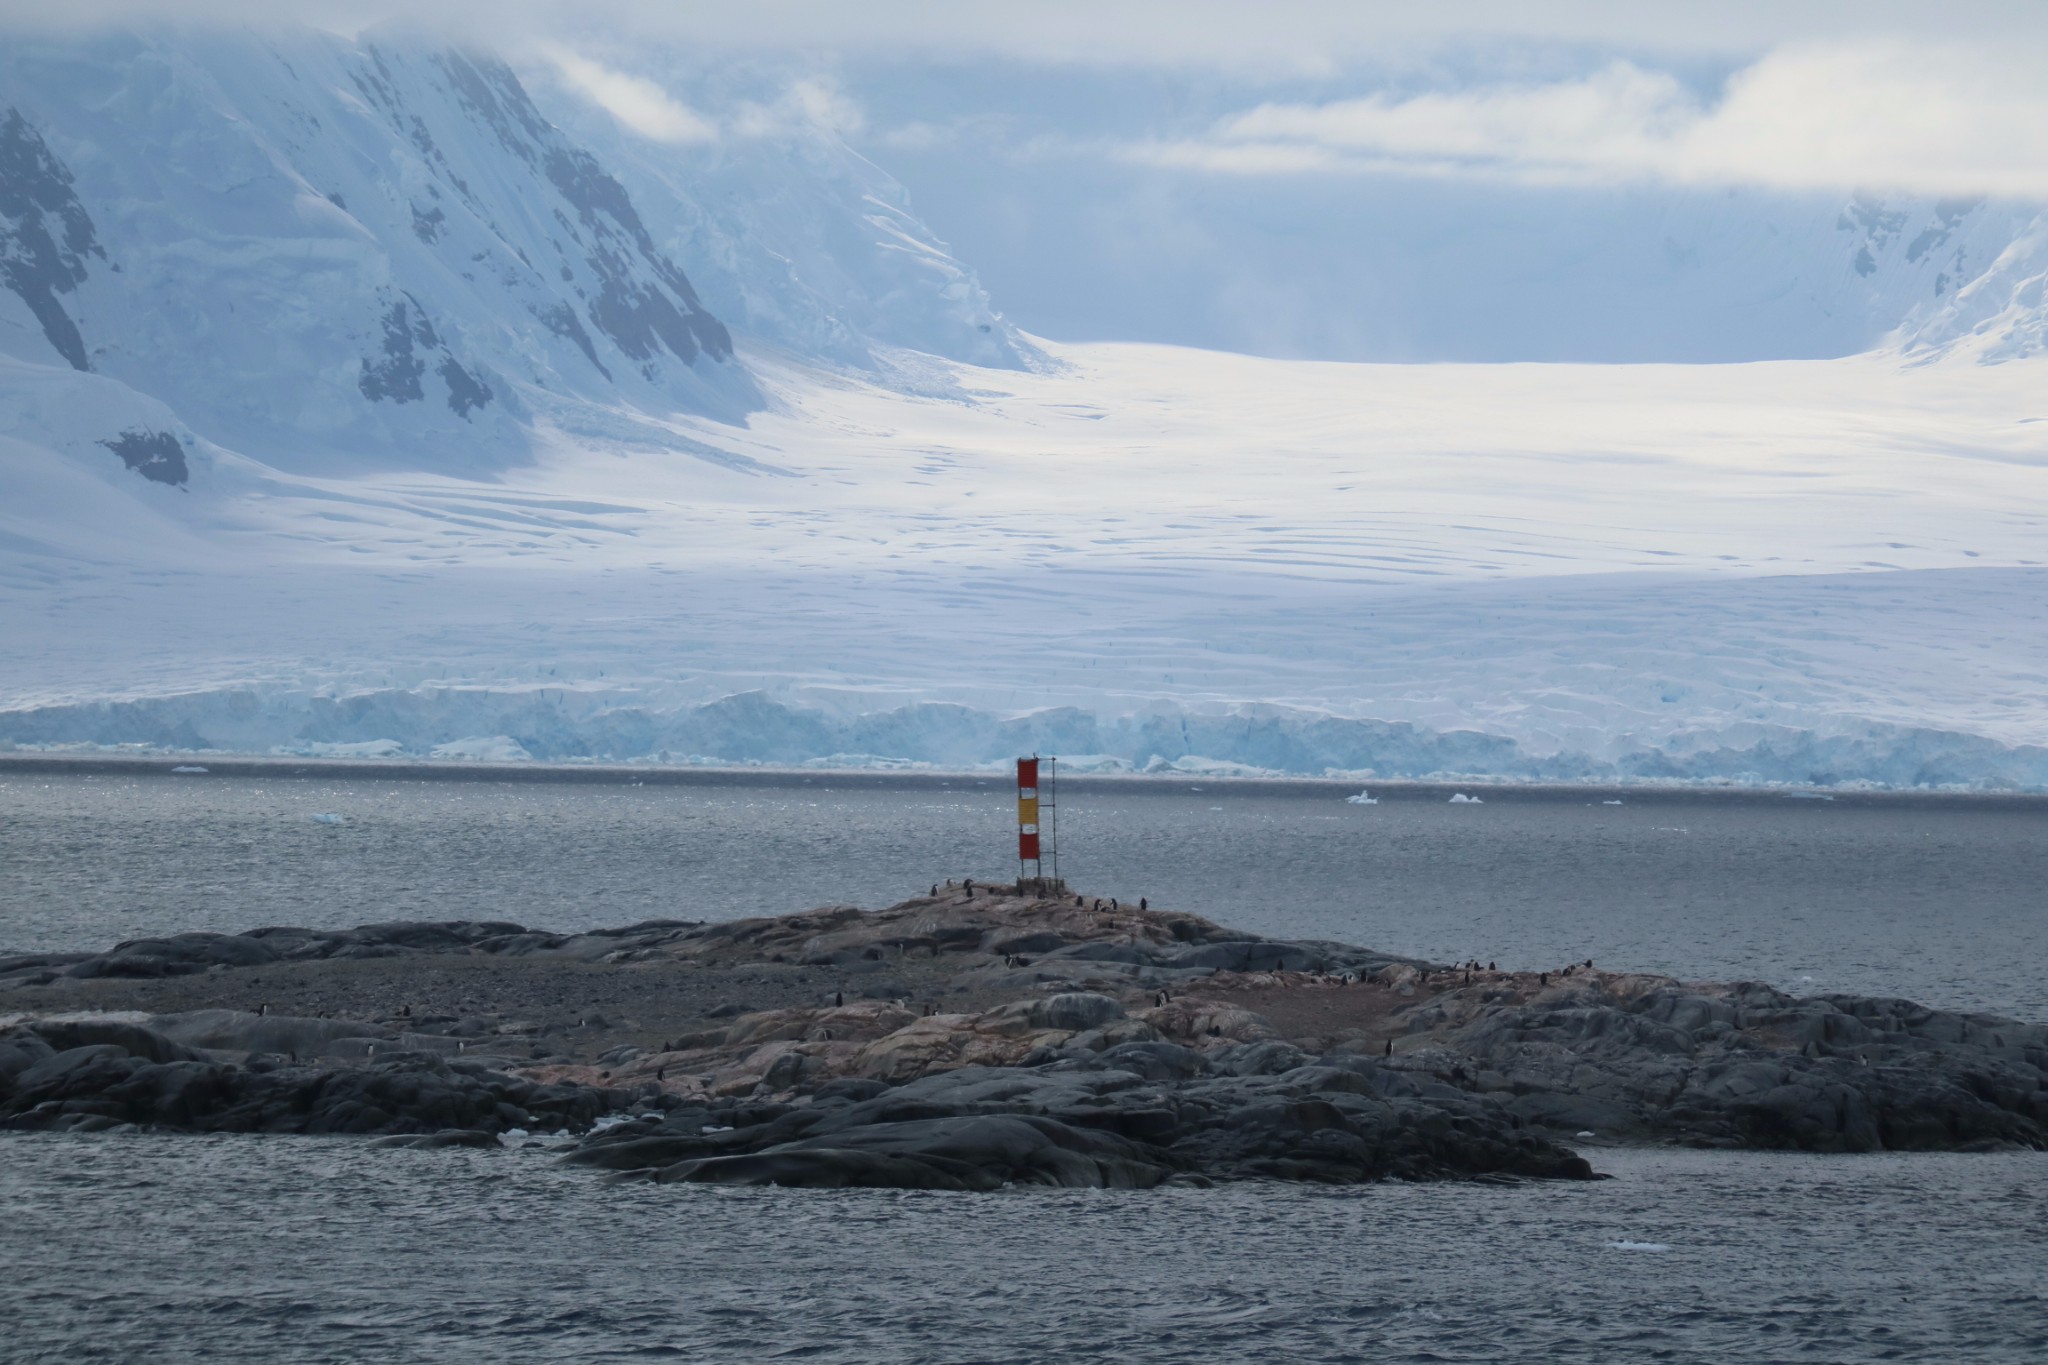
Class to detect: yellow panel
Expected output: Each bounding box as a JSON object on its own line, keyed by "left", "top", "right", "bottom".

{"left": 1017, "top": 796, "right": 1039, "bottom": 824}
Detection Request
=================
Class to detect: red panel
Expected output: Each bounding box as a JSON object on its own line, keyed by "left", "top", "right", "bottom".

{"left": 1018, "top": 831, "right": 1041, "bottom": 860}
{"left": 1016, "top": 757, "right": 1038, "bottom": 789}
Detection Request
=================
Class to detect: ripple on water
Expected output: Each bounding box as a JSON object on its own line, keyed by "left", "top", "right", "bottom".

{"left": 2, "top": 1136, "right": 2046, "bottom": 1363}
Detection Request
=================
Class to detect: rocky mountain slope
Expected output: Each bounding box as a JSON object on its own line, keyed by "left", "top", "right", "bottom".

{"left": 0, "top": 24, "right": 1030, "bottom": 493}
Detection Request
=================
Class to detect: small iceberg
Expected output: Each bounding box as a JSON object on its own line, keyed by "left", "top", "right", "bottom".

{"left": 1602, "top": 799, "right": 1623, "bottom": 806}
{"left": 170, "top": 765, "right": 208, "bottom": 774}
{"left": 1605, "top": 1241, "right": 1672, "bottom": 1252}
{"left": 1345, "top": 790, "right": 1379, "bottom": 805}
{"left": 308, "top": 813, "right": 345, "bottom": 825}
{"left": 1448, "top": 792, "right": 1482, "bottom": 804}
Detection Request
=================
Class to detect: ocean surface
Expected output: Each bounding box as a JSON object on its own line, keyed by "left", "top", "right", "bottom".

{"left": 6, "top": 767, "right": 2048, "bottom": 1362}
{"left": 3, "top": 767, "right": 2046, "bottom": 1019}
{"left": 3, "top": 1133, "right": 2044, "bottom": 1363}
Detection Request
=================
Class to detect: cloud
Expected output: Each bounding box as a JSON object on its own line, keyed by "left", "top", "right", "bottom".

{"left": 731, "top": 78, "right": 865, "bottom": 140}
{"left": 531, "top": 48, "right": 863, "bottom": 148}
{"left": 539, "top": 46, "right": 716, "bottom": 143}
{"left": 1116, "top": 43, "right": 2048, "bottom": 198}
{"left": 6, "top": 1, "right": 2048, "bottom": 73}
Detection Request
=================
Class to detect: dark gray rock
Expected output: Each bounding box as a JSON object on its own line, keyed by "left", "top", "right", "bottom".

{"left": 372, "top": 1128, "right": 503, "bottom": 1150}
{"left": 147, "top": 1009, "right": 394, "bottom": 1057}
{"left": 0, "top": 1022, "right": 621, "bottom": 1137}
{"left": 1012, "top": 992, "right": 1126, "bottom": 1033}
{"left": 1211, "top": 1040, "right": 1314, "bottom": 1076}
{"left": 1089, "top": 1041, "right": 1211, "bottom": 1081}
{"left": 568, "top": 1060, "right": 1595, "bottom": 1190}
{"left": 1441, "top": 979, "right": 2048, "bottom": 1152}
{"left": 27, "top": 1019, "right": 204, "bottom": 1064}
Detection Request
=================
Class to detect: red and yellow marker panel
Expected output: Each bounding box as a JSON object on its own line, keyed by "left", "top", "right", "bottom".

{"left": 1017, "top": 757, "right": 1040, "bottom": 860}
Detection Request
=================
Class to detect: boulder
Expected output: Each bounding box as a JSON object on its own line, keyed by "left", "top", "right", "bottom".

{"left": 147, "top": 1010, "right": 394, "bottom": 1057}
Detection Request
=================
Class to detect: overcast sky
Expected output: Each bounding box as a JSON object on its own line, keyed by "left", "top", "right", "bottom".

{"left": 9, "top": 1, "right": 2048, "bottom": 63}
{"left": 10, "top": 1, "right": 2046, "bottom": 360}
{"left": 14, "top": 1, "right": 2048, "bottom": 199}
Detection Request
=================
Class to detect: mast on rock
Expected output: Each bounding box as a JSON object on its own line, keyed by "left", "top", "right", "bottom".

{"left": 1016, "top": 755, "right": 1059, "bottom": 894}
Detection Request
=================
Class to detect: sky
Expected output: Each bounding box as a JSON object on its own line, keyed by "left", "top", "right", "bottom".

{"left": 7, "top": 1, "right": 2046, "bottom": 360}
{"left": 510, "top": 6, "right": 2048, "bottom": 361}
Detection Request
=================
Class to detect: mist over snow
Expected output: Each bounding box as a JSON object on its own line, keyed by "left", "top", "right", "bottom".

{"left": 4, "top": 16, "right": 2048, "bottom": 788}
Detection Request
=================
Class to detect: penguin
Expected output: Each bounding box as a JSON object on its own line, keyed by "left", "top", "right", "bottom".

{"left": 931, "top": 884, "right": 939, "bottom": 897}
{"left": 1139, "top": 898, "right": 1148, "bottom": 911}
{"left": 834, "top": 990, "right": 844, "bottom": 1007}
{"left": 1110, "top": 899, "right": 1119, "bottom": 913}
{"left": 1384, "top": 1039, "right": 1392, "bottom": 1057}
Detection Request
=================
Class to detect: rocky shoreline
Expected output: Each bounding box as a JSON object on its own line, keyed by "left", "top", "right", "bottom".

{"left": 5, "top": 885, "right": 2045, "bottom": 1188}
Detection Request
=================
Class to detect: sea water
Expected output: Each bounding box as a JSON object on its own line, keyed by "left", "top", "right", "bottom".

{"left": 1, "top": 1135, "right": 2044, "bottom": 1363}
{"left": 4, "top": 769, "right": 2047, "bottom": 1361}
{"left": 3, "top": 769, "right": 2046, "bottom": 1017}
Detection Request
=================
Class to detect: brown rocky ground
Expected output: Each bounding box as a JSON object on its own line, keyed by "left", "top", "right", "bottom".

{"left": 7, "top": 884, "right": 2045, "bottom": 1155}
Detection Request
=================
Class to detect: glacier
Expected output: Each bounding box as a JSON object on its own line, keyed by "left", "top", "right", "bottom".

{"left": 5, "top": 25, "right": 2048, "bottom": 789}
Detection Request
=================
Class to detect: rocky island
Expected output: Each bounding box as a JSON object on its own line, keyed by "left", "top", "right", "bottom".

{"left": 4, "top": 885, "right": 2044, "bottom": 1189}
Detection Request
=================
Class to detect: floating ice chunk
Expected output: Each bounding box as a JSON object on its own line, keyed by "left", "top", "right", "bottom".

{"left": 1606, "top": 1241, "right": 1673, "bottom": 1252}
{"left": 1576, "top": 1130, "right": 1597, "bottom": 1138}
{"left": 1345, "top": 789, "right": 1379, "bottom": 805}
{"left": 588, "top": 1113, "right": 637, "bottom": 1133}
{"left": 1448, "top": 792, "right": 1483, "bottom": 804}
{"left": 308, "top": 812, "right": 345, "bottom": 824}
{"left": 170, "top": 765, "right": 208, "bottom": 774}
{"left": 503, "top": 1127, "right": 529, "bottom": 1139}
{"left": 1602, "top": 799, "right": 1623, "bottom": 805}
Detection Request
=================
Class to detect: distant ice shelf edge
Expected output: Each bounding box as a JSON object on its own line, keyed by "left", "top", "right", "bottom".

{"left": 2, "top": 688, "right": 2045, "bottom": 792}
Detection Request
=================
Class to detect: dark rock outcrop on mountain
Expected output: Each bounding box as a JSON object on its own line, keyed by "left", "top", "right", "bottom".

{"left": 5, "top": 886, "right": 2044, "bottom": 1187}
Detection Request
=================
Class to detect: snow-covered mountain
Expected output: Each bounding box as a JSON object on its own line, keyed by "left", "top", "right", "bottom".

{"left": 5, "top": 24, "right": 2048, "bottom": 788}
{"left": 1895, "top": 211, "right": 2048, "bottom": 362}
{"left": 0, "top": 25, "right": 1032, "bottom": 492}
{"left": 528, "top": 67, "right": 1035, "bottom": 374}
